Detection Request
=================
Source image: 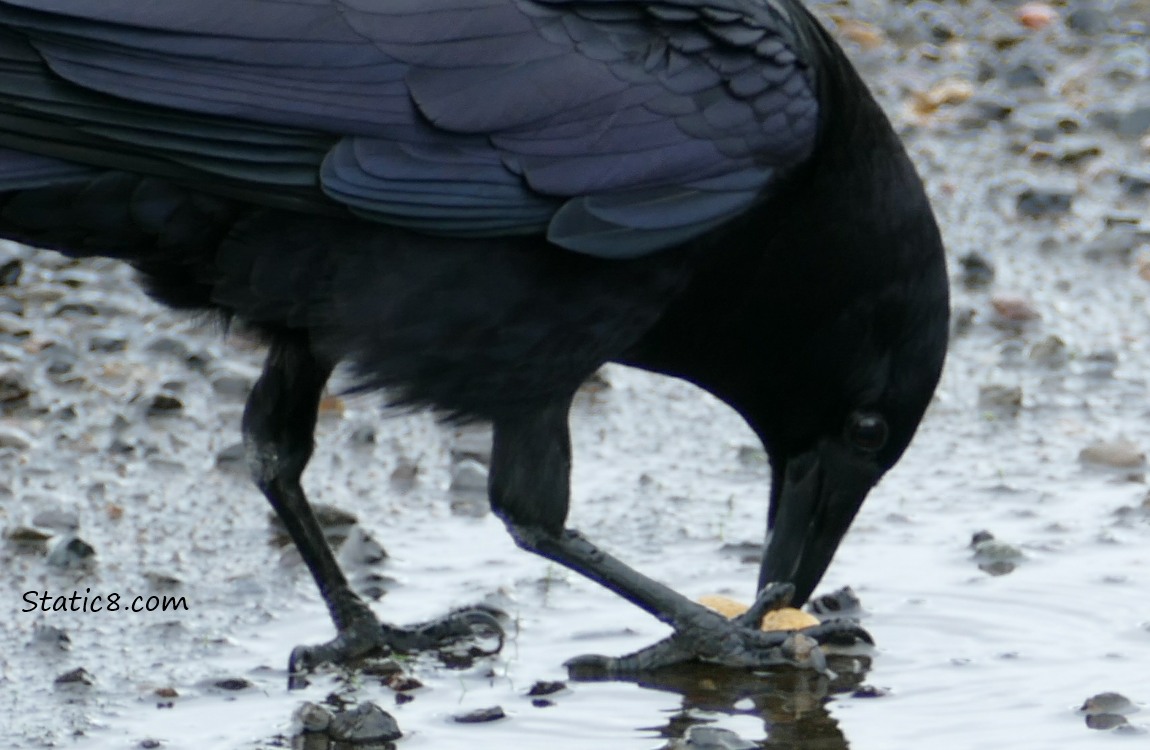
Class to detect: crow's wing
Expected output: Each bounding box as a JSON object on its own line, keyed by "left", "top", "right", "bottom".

{"left": 0, "top": 0, "right": 819, "bottom": 257}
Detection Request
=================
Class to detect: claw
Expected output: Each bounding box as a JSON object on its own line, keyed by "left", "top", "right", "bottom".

{"left": 286, "top": 605, "right": 507, "bottom": 688}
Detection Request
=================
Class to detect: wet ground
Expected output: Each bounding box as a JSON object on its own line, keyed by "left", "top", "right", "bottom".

{"left": 2, "top": 0, "right": 1150, "bottom": 747}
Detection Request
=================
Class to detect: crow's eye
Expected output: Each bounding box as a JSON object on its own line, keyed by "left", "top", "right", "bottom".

{"left": 846, "top": 412, "right": 888, "bottom": 452}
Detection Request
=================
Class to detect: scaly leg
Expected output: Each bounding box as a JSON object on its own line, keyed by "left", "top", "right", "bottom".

{"left": 242, "top": 332, "right": 501, "bottom": 685}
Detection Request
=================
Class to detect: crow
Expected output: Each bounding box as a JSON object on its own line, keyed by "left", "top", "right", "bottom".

{"left": 0, "top": 0, "right": 948, "bottom": 679}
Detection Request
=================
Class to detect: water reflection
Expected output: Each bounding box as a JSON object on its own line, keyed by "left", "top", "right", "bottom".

{"left": 573, "top": 653, "right": 871, "bottom": 749}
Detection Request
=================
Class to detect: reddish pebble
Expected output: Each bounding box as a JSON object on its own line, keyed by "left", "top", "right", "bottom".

{"left": 1016, "top": 2, "right": 1057, "bottom": 29}
{"left": 991, "top": 295, "right": 1040, "bottom": 321}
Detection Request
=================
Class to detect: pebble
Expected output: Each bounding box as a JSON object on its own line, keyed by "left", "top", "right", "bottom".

{"left": 666, "top": 725, "right": 757, "bottom": 750}
{"left": 88, "top": 334, "right": 126, "bottom": 353}
{"left": 389, "top": 459, "right": 418, "bottom": 491}
{"left": 338, "top": 526, "right": 388, "bottom": 566}
{"left": 1029, "top": 335, "right": 1068, "bottom": 366}
{"left": 991, "top": 294, "right": 1040, "bottom": 322}
{"left": 146, "top": 393, "right": 183, "bottom": 416}
{"left": 31, "top": 508, "right": 80, "bottom": 532}
{"left": 1079, "top": 439, "right": 1145, "bottom": 469}
{"left": 293, "top": 701, "right": 333, "bottom": 733}
{"left": 0, "top": 257, "right": 21, "bottom": 286}
{"left": 1081, "top": 692, "right": 1138, "bottom": 715}
{"left": 451, "top": 425, "right": 493, "bottom": 466}
{"left": 0, "top": 366, "right": 31, "bottom": 403}
{"left": 45, "top": 535, "right": 96, "bottom": 569}
{"left": 0, "top": 425, "right": 32, "bottom": 450}
{"left": 959, "top": 252, "right": 995, "bottom": 289}
{"left": 54, "top": 667, "right": 94, "bottom": 687}
{"left": 1016, "top": 186, "right": 1074, "bottom": 218}
{"left": 450, "top": 458, "right": 488, "bottom": 493}
{"left": 527, "top": 680, "right": 567, "bottom": 697}
{"left": 1016, "top": 2, "right": 1058, "bottom": 30}
{"left": 452, "top": 706, "right": 506, "bottom": 724}
{"left": 327, "top": 703, "right": 402, "bottom": 743}
{"left": 144, "top": 336, "right": 190, "bottom": 360}
{"left": 215, "top": 442, "right": 247, "bottom": 474}
{"left": 1067, "top": 4, "right": 1109, "bottom": 34}
{"left": 209, "top": 368, "right": 254, "bottom": 400}
{"left": 31, "top": 625, "right": 70, "bottom": 651}
{"left": 979, "top": 384, "right": 1023, "bottom": 414}
{"left": 1084, "top": 227, "right": 1138, "bottom": 261}
{"left": 1118, "top": 169, "right": 1150, "bottom": 196}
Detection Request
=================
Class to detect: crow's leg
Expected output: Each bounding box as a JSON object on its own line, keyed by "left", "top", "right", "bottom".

{"left": 489, "top": 398, "right": 867, "bottom": 676}
{"left": 243, "top": 332, "right": 502, "bottom": 685}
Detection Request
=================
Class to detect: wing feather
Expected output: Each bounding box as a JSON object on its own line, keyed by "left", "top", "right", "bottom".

{"left": 0, "top": 0, "right": 821, "bottom": 257}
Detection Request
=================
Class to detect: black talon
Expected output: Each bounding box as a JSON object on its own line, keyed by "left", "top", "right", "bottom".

{"left": 733, "top": 582, "right": 795, "bottom": 630}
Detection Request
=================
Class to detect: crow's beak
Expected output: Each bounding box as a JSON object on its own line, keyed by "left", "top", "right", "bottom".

{"left": 757, "top": 440, "right": 882, "bottom": 605}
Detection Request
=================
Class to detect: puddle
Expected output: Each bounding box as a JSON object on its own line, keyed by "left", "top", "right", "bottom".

{"left": 2, "top": 0, "right": 1150, "bottom": 747}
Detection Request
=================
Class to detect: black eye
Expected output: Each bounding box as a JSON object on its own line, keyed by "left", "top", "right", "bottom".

{"left": 846, "top": 412, "right": 888, "bottom": 452}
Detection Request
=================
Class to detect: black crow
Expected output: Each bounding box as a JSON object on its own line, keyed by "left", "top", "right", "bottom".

{"left": 0, "top": 0, "right": 948, "bottom": 678}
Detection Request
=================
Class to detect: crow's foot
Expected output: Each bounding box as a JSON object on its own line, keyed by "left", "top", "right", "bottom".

{"left": 288, "top": 604, "right": 505, "bottom": 688}
{"left": 565, "top": 583, "right": 871, "bottom": 679}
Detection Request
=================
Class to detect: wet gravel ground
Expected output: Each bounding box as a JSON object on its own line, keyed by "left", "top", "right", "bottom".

{"left": 2, "top": 0, "right": 1150, "bottom": 747}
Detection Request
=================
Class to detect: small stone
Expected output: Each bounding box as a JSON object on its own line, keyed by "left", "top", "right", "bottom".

{"left": 54, "top": 302, "right": 99, "bottom": 317}
{"left": 5, "top": 526, "right": 52, "bottom": 552}
{"left": 138, "top": 740, "right": 162, "bottom": 749}
{"left": 0, "top": 425, "right": 32, "bottom": 450}
{"left": 958, "top": 252, "right": 995, "bottom": 290}
{"left": 211, "top": 677, "right": 254, "bottom": 691}
{"left": 979, "top": 384, "right": 1023, "bottom": 414}
{"left": 1081, "top": 692, "right": 1137, "bottom": 715}
{"left": 349, "top": 424, "right": 376, "bottom": 445}
{"left": 293, "top": 701, "right": 333, "bottom": 733}
{"left": 1118, "top": 169, "right": 1150, "bottom": 196}
{"left": 1080, "top": 439, "right": 1145, "bottom": 469}
{"left": 32, "top": 625, "right": 71, "bottom": 651}
{"left": 146, "top": 393, "right": 183, "bottom": 416}
{"left": 215, "top": 442, "right": 246, "bottom": 474}
{"left": 1003, "top": 61, "right": 1046, "bottom": 89}
{"left": 736, "top": 444, "right": 768, "bottom": 466}
{"left": 667, "top": 725, "right": 757, "bottom": 750}
{"left": 1030, "top": 335, "right": 1067, "bottom": 367}
{"left": 327, "top": 703, "right": 402, "bottom": 743}
{"left": 32, "top": 508, "right": 80, "bottom": 532}
{"left": 451, "top": 426, "right": 493, "bottom": 466}
{"left": 0, "top": 366, "right": 31, "bottom": 403}
{"left": 210, "top": 372, "right": 253, "bottom": 400}
{"left": 450, "top": 458, "right": 489, "bottom": 494}
{"left": 339, "top": 527, "right": 388, "bottom": 566}
{"left": 452, "top": 706, "right": 506, "bottom": 724}
{"left": 1067, "top": 5, "right": 1108, "bottom": 34}
{"left": 384, "top": 673, "right": 423, "bottom": 692}
{"left": 389, "top": 460, "right": 418, "bottom": 491}
{"left": 1086, "top": 713, "right": 1129, "bottom": 730}
{"left": 144, "top": 337, "right": 189, "bottom": 359}
{"left": 0, "top": 258, "right": 22, "bottom": 286}
{"left": 54, "top": 667, "right": 94, "bottom": 687}
{"left": 46, "top": 535, "right": 96, "bottom": 569}
{"left": 836, "top": 18, "right": 885, "bottom": 50}
{"left": 527, "top": 680, "right": 567, "bottom": 697}
{"left": 991, "top": 295, "right": 1040, "bottom": 322}
{"left": 1084, "top": 228, "right": 1138, "bottom": 261}
{"left": 909, "top": 79, "right": 975, "bottom": 118}
{"left": 1017, "top": 187, "right": 1073, "bottom": 218}
{"left": 852, "top": 684, "right": 889, "bottom": 698}
{"left": 88, "top": 334, "right": 126, "bottom": 353}
{"left": 1016, "top": 2, "right": 1057, "bottom": 29}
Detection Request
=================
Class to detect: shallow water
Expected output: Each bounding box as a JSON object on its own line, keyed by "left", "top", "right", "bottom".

{"left": 2, "top": 1, "right": 1150, "bottom": 748}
